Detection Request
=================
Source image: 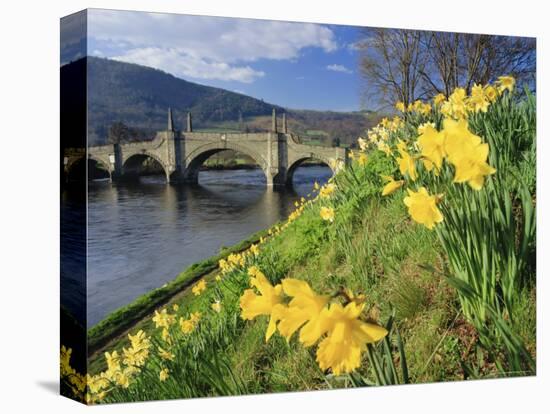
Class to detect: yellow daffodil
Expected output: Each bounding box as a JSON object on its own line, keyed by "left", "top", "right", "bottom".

{"left": 128, "top": 330, "right": 150, "bottom": 351}
{"left": 158, "top": 346, "right": 175, "bottom": 361}
{"left": 396, "top": 141, "right": 417, "bottom": 181}
{"left": 60, "top": 346, "right": 74, "bottom": 377}
{"left": 172, "top": 303, "right": 179, "bottom": 312}
{"left": 104, "top": 350, "right": 120, "bottom": 372}
{"left": 381, "top": 175, "right": 404, "bottom": 196}
{"left": 367, "top": 130, "right": 379, "bottom": 143}
{"left": 358, "top": 153, "right": 368, "bottom": 166}
{"left": 161, "top": 327, "right": 171, "bottom": 344}
{"left": 189, "top": 311, "right": 201, "bottom": 324}
{"left": 240, "top": 270, "right": 284, "bottom": 341}
{"left": 484, "top": 84, "right": 498, "bottom": 102}
{"left": 86, "top": 373, "right": 109, "bottom": 395}
{"left": 192, "top": 279, "right": 207, "bottom": 296}
{"left": 159, "top": 368, "right": 169, "bottom": 382}
{"left": 320, "top": 206, "right": 335, "bottom": 223}
{"left": 122, "top": 344, "right": 149, "bottom": 367}
{"left": 403, "top": 187, "right": 444, "bottom": 230}
{"left": 319, "top": 183, "right": 336, "bottom": 198}
{"left": 212, "top": 300, "right": 222, "bottom": 313}
{"left": 248, "top": 265, "right": 264, "bottom": 279}
{"left": 441, "top": 87, "right": 468, "bottom": 119}
{"left": 152, "top": 308, "right": 176, "bottom": 329}
{"left": 443, "top": 118, "right": 496, "bottom": 190}
{"left": 468, "top": 84, "right": 490, "bottom": 113}
{"left": 433, "top": 93, "right": 446, "bottom": 106}
{"left": 390, "top": 116, "right": 404, "bottom": 132}
{"left": 179, "top": 317, "right": 196, "bottom": 334}
{"left": 115, "top": 369, "right": 132, "bottom": 388}
{"left": 395, "top": 101, "right": 405, "bottom": 112}
{"left": 357, "top": 137, "right": 368, "bottom": 151}
{"left": 418, "top": 124, "right": 445, "bottom": 172}
{"left": 249, "top": 243, "right": 260, "bottom": 256}
{"left": 377, "top": 141, "right": 391, "bottom": 156}
{"left": 315, "top": 302, "right": 388, "bottom": 375}
{"left": 218, "top": 258, "right": 230, "bottom": 273}
{"left": 227, "top": 252, "right": 245, "bottom": 268}
{"left": 496, "top": 75, "right": 515, "bottom": 93}
{"left": 412, "top": 100, "right": 431, "bottom": 116}
{"left": 272, "top": 278, "right": 330, "bottom": 345}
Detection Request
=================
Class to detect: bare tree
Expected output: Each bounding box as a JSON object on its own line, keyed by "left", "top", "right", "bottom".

{"left": 359, "top": 28, "right": 536, "bottom": 108}
{"left": 359, "top": 28, "right": 427, "bottom": 110}
{"left": 419, "top": 32, "right": 536, "bottom": 96}
{"left": 108, "top": 121, "right": 130, "bottom": 144}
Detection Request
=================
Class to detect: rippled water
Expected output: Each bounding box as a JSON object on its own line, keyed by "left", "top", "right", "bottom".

{"left": 61, "top": 165, "right": 332, "bottom": 327}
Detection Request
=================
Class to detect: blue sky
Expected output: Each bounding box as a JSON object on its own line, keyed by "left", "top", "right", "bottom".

{"left": 62, "top": 9, "right": 367, "bottom": 112}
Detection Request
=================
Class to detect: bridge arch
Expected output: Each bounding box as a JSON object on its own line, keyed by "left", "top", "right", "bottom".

{"left": 285, "top": 156, "right": 336, "bottom": 187}
{"left": 183, "top": 142, "right": 269, "bottom": 184}
{"left": 122, "top": 151, "right": 170, "bottom": 182}
{"left": 65, "top": 155, "right": 111, "bottom": 182}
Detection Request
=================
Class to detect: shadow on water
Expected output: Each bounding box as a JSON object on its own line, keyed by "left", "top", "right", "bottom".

{"left": 62, "top": 165, "right": 332, "bottom": 327}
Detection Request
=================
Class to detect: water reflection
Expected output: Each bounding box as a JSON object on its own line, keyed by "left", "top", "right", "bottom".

{"left": 62, "top": 165, "right": 332, "bottom": 327}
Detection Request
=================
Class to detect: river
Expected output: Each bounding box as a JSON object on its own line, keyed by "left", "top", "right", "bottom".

{"left": 61, "top": 165, "right": 332, "bottom": 328}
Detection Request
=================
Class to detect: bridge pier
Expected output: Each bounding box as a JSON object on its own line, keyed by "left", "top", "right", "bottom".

{"left": 266, "top": 171, "right": 286, "bottom": 187}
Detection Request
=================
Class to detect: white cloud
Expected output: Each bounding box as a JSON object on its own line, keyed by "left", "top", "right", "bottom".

{"left": 112, "top": 47, "right": 265, "bottom": 83}
{"left": 88, "top": 9, "right": 337, "bottom": 83}
{"left": 326, "top": 64, "right": 353, "bottom": 74}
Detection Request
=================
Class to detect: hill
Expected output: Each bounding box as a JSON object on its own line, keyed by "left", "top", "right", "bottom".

{"left": 61, "top": 57, "right": 376, "bottom": 146}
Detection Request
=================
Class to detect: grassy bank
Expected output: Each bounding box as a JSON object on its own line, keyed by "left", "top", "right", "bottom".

{"left": 61, "top": 78, "right": 536, "bottom": 404}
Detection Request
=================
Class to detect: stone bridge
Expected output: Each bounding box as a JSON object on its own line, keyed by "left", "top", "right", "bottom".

{"left": 63, "top": 109, "right": 348, "bottom": 186}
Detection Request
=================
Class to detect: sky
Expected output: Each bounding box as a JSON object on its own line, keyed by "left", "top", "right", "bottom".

{"left": 61, "top": 9, "right": 366, "bottom": 112}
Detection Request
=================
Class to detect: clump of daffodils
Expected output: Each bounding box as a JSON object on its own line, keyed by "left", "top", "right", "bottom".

{"left": 180, "top": 311, "right": 201, "bottom": 334}
{"left": 362, "top": 77, "right": 506, "bottom": 230}
{"left": 64, "top": 329, "right": 154, "bottom": 403}
{"left": 319, "top": 182, "right": 336, "bottom": 199}
{"left": 192, "top": 278, "right": 207, "bottom": 296}
{"left": 60, "top": 346, "right": 86, "bottom": 400}
{"left": 320, "top": 206, "right": 335, "bottom": 223}
{"left": 239, "top": 266, "right": 388, "bottom": 375}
